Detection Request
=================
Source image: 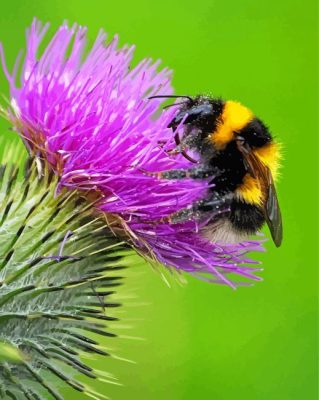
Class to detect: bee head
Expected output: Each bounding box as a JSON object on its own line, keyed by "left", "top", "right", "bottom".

{"left": 168, "top": 96, "right": 224, "bottom": 135}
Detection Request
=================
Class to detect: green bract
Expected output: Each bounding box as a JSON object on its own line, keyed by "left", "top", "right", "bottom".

{"left": 0, "top": 145, "right": 126, "bottom": 399}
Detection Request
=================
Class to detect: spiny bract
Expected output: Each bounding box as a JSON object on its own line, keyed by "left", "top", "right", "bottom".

{"left": 0, "top": 148, "right": 127, "bottom": 400}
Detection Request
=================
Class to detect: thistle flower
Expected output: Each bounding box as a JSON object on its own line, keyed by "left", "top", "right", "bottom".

{"left": 0, "top": 18, "right": 266, "bottom": 400}
{"left": 0, "top": 19, "right": 264, "bottom": 287}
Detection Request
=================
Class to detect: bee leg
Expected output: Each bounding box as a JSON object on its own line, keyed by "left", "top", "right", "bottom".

{"left": 154, "top": 165, "right": 218, "bottom": 180}
{"left": 168, "top": 194, "right": 233, "bottom": 223}
{"left": 195, "top": 194, "right": 233, "bottom": 212}
{"left": 167, "top": 145, "right": 198, "bottom": 163}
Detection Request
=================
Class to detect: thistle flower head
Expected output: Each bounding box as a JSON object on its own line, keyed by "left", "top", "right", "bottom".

{"left": 0, "top": 19, "right": 264, "bottom": 287}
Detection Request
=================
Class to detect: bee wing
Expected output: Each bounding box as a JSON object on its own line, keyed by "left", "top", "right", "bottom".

{"left": 239, "top": 144, "right": 283, "bottom": 247}
{"left": 263, "top": 167, "right": 283, "bottom": 247}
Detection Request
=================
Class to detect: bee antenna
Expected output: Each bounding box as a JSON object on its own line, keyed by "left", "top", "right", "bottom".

{"left": 163, "top": 101, "right": 189, "bottom": 110}
{"left": 148, "top": 94, "right": 194, "bottom": 102}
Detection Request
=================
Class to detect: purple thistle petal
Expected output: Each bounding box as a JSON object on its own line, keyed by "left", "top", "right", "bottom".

{"left": 0, "top": 19, "right": 265, "bottom": 287}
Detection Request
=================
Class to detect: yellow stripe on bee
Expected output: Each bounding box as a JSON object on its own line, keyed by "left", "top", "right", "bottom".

{"left": 254, "top": 142, "right": 281, "bottom": 181}
{"left": 236, "top": 174, "right": 263, "bottom": 205}
{"left": 211, "top": 101, "right": 254, "bottom": 150}
{"left": 237, "top": 143, "right": 281, "bottom": 204}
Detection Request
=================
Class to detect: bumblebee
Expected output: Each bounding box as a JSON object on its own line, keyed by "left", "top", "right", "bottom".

{"left": 150, "top": 95, "right": 283, "bottom": 246}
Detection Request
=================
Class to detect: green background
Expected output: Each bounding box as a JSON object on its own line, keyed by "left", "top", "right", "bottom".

{"left": 0, "top": 1, "right": 317, "bottom": 399}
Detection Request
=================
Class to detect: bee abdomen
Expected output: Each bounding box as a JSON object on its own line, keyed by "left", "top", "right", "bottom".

{"left": 229, "top": 200, "right": 265, "bottom": 234}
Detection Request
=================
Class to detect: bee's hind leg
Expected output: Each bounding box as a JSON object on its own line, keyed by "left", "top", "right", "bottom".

{"left": 148, "top": 165, "right": 218, "bottom": 180}
{"left": 167, "top": 194, "right": 234, "bottom": 224}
